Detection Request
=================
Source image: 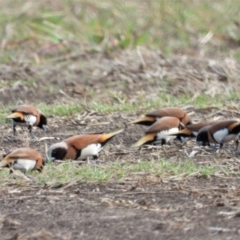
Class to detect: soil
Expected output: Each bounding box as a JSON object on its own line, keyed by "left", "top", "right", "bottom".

{"left": 0, "top": 50, "right": 240, "bottom": 239}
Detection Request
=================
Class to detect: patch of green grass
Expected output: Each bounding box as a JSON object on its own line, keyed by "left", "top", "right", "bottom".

{"left": 159, "top": 159, "right": 217, "bottom": 177}
{"left": 90, "top": 101, "right": 138, "bottom": 113}
{"left": 0, "top": 88, "right": 238, "bottom": 124}
{"left": 225, "top": 91, "right": 240, "bottom": 102}
{"left": 0, "top": 102, "right": 8, "bottom": 124}
{"left": 0, "top": 87, "right": 239, "bottom": 123}
{"left": 0, "top": 0, "right": 240, "bottom": 62}
{"left": 193, "top": 95, "right": 216, "bottom": 108}
{"left": 0, "top": 158, "right": 223, "bottom": 186}
{"left": 38, "top": 103, "right": 83, "bottom": 117}
{"left": 0, "top": 79, "right": 37, "bottom": 88}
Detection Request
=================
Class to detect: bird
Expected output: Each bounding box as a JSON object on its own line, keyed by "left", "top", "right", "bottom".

{"left": 196, "top": 126, "right": 212, "bottom": 147}
{"left": 196, "top": 120, "right": 240, "bottom": 149}
{"left": 0, "top": 148, "right": 44, "bottom": 177}
{"left": 7, "top": 104, "right": 48, "bottom": 139}
{"left": 171, "top": 121, "right": 219, "bottom": 143}
{"left": 46, "top": 129, "right": 124, "bottom": 162}
{"left": 131, "top": 116, "right": 183, "bottom": 148}
{"left": 129, "top": 107, "right": 191, "bottom": 126}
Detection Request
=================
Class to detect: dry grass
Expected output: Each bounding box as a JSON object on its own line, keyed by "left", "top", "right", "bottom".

{"left": 1, "top": 49, "right": 240, "bottom": 123}
{"left": 1, "top": 1, "right": 240, "bottom": 239}
{"left": 1, "top": 0, "right": 240, "bottom": 58}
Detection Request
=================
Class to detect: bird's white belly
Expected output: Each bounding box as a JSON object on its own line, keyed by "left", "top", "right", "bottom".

{"left": 24, "top": 115, "right": 37, "bottom": 126}
{"left": 13, "top": 159, "right": 36, "bottom": 171}
{"left": 156, "top": 127, "right": 179, "bottom": 142}
{"left": 213, "top": 129, "right": 229, "bottom": 143}
{"left": 80, "top": 144, "right": 103, "bottom": 159}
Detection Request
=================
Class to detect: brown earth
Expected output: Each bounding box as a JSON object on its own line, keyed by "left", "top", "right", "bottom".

{"left": 1, "top": 50, "right": 240, "bottom": 239}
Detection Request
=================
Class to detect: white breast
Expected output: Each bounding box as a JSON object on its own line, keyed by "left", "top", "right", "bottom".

{"left": 213, "top": 128, "right": 229, "bottom": 143}
{"left": 156, "top": 127, "right": 179, "bottom": 143}
{"left": 24, "top": 115, "right": 37, "bottom": 126}
{"left": 79, "top": 143, "right": 103, "bottom": 159}
{"left": 13, "top": 159, "right": 36, "bottom": 171}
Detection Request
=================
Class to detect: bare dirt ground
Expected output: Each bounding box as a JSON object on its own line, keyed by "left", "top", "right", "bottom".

{"left": 1, "top": 50, "right": 240, "bottom": 239}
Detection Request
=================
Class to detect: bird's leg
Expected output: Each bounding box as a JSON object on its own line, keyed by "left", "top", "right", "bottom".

{"left": 8, "top": 121, "right": 18, "bottom": 142}
{"left": 21, "top": 169, "right": 33, "bottom": 181}
{"left": 221, "top": 139, "right": 239, "bottom": 153}
{"left": 12, "top": 121, "right": 16, "bottom": 136}
{"left": 24, "top": 174, "right": 34, "bottom": 180}
{"left": 9, "top": 168, "right": 16, "bottom": 179}
{"left": 207, "top": 143, "right": 219, "bottom": 151}
{"left": 235, "top": 139, "right": 239, "bottom": 151}
{"left": 208, "top": 146, "right": 219, "bottom": 150}
{"left": 214, "top": 143, "right": 224, "bottom": 153}
{"left": 86, "top": 155, "right": 98, "bottom": 165}
{"left": 28, "top": 125, "right": 37, "bottom": 139}
{"left": 162, "top": 144, "right": 166, "bottom": 152}
{"left": 92, "top": 155, "right": 98, "bottom": 165}
{"left": 87, "top": 156, "right": 91, "bottom": 165}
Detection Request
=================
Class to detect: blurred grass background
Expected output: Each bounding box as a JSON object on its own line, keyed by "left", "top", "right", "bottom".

{"left": 0, "top": 0, "right": 240, "bottom": 64}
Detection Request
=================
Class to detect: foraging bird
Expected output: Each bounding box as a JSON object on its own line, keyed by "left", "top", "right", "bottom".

{"left": 46, "top": 129, "right": 124, "bottom": 162}
{"left": 196, "top": 126, "right": 212, "bottom": 147}
{"left": 172, "top": 121, "right": 219, "bottom": 143}
{"left": 0, "top": 148, "right": 44, "bottom": 176}
{"left": 130, "top": 107, "right": 191, "bottom": 126}
{"left": 196, "top": 120, "right": 240, "bottom": 149}
{"left": 7, "top": 104, "right": 48, "bottom": 138}
{"left": 131, "top": 116, "right": 183, "bottom": 148}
